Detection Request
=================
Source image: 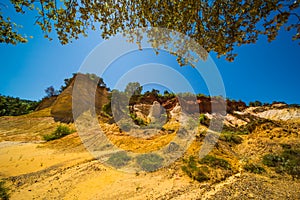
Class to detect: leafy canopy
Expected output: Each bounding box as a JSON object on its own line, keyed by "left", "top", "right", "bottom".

{"left": 1, "top": 0, "right": 299, "bottom": 62}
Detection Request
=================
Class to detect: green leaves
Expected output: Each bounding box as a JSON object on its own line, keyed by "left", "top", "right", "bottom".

{"left": 43, "top": 124, "right": 76, "bottom": 141}
{"left": 1, "top": 0, "right": 300, "bottom": 62}
{"left": 0, "top": 94, "right": 39, "bottom": 116}
{"left": 0, "top": 12, "right": 27, "bottom": 44}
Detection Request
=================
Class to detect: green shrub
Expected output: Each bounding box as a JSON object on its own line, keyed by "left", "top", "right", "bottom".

{"left": 182, "top": 165, "right": 209, "bottom": 182}
{"left": 219, "top": 134, "right": 243, "bottom": 144}
{"left": 0, "top": 181, "right": 9, "bottom": 200}
{"left": 249, "top": 101, "right": 262, "bottom": 107}
{"left": 136, "top": 153, "right": 164, "bottom": 172}
{"left": 134, "top": 117, "right": 147, "bottom": 126}
{"left": 199, "top": 155, "right": 231, "bottom": 170}
{"left": 262, "top": 154, "right": 283, "bottom": 167}
{"left": 43, "top": 124, "right": 75, "bottom": 141}
{"left": 243, "top": 163, "right": 265, "bottom": 174}
{"left": 107, "top": 152, "right": 131, "bottom": 168}
{"left": 182, "top": 156, "right": 210, "bottom": 182}
{"left": 199, "top": 114, "right": 210, "bottom": 126}
{"left": 102, "top": 102, "right": 112, "bottom": 116}
{"left": 262, "top": 148, "right": 300, "bottom": 178}
{"left": 280, "top": 143, "right": 292, "bottom": 149}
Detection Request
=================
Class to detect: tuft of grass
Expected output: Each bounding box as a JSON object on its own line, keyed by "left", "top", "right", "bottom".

{"left": 199, "top": 155, "right": 231, "bottom": 170}
{"left": 181, "top": 156, "right": 210, "bottom": 182}
{"left": 43, "top": 124, "right": 75, "bottom": 141}
{"left": 0, "top": 180, "right": 9, "bottom": 200}
{"left": 107, "top": 152, "right": 131, "bottom": 168}
{"left": 262, "top": 148, "right": 300, "bottom": 178}
{"left": 136, "top": 153, "right": 164, "bottom": 172}
{"left": 243, "top": 163, "right": 266, "bottom": 174}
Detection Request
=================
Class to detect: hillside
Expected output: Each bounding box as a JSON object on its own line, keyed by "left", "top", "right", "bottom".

{"left": 0, "top": 74, "right": 300, "bottom": 199}
{"left": 0, "top": 95, "right": 39, "bottom": 117}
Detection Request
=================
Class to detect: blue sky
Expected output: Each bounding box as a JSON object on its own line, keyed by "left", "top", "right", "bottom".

{"left": 0, "top": 3, "right": 300, "bottom": 104}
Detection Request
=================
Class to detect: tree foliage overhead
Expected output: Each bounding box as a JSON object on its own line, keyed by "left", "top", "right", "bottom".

{"left": 1, "top": 0, "right": 300, "bottom": 62}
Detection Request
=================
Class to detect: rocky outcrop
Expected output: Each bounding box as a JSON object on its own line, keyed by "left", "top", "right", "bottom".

{"left": 35, "top": 96, "right": 57, "bottom": 111}
{"left": 166, "top": 97, "right": 246, "bottom": 115}
{"left": 148, "top": 101, "right": 164, "bottom": 122}
{"left": 271, "top": 103, "right": 288, "bottom": 109}
{"left": 254, "top": 108, "right": 300, "bottom": 121}
{"left": 226, "top": 100, "right": 247, "bottom": 113}
{"left": 50, "top": 81, "right": 74, "bottom": 123}
{"left": 51, "top": 74, "right": 109, "bottom": 123}
{"left": 133, "top": 103, "right": 152, "bottom": 123}
{"left": 131, "top": 101, "right": 166, "bottom": 123}
{"left": 169, "top": 103, "right": 181, "bottom": 121}
{"left": 42, "top": 72, "right": 247, "bottom": 124}
{"left": 129, "top": 96, "right": 248, "bottom": 124}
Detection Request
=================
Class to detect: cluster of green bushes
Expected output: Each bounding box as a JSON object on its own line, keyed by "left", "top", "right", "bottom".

{"left": 136, "top": 153, "right": 164, "bottom": 172}
{"left": 0, "top": 94, "right": 39, "bottom": 116}
{"left": 107, "top": 152, "right": 164, "bottom": 172}
{"left": 181, "top": 156, "right": 210, "bottom": 182}
{"left": 249, "top": 101, "right": 263, "bottom": 107}
{"left": 43, "top": 124, "right": 75, "bottom": 141}
{"left": 262, "top": 146, "right": 300, "bottom": 178}
{"left": 219, "top": 133, "right": 243, "bottom": 144}
{"left": 199, "top": 155, "right": 232, "bottom": 170}
{"left": 243, "top": 163, "right": 266, "bottom": 174}
{"left": 107, "top": 152, "right": 131, "bottom": 168}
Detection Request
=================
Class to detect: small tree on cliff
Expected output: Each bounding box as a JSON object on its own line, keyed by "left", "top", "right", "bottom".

{"left": 125, "top": 82, "right": 143, "bottom": 96}
{"left": 45, "top": 86, "right": 59, "bottom": 98}
{"left": 249, "top": 101, "right": 263, "bottom": 107}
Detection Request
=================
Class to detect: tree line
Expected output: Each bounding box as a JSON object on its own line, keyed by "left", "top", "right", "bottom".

{"left": 0, "top": 94, "right": 39, "bottom": 116}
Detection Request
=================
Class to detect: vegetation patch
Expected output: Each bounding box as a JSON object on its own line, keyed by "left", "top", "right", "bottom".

{"left": 199, "top": 155, "right": 231, "bottom": 170}
{"left": 219, "top": 134, "right": 243, "bottom": 144}
{"left": 0, "top": 94, "right": 39, "bottom": 116}
{"left": 136, "top": 153, "right": 164, "bottom": 172}
{"left": 107, "top": 152, "right": 131, "bottom": 168}
{"left": 133, "top": 117, "right": 147, "bottom": 127}
{"left": 182, "top": 156, "right": 210, "bottom": 182}
{"left": 243, "top": 163, "right": 266, "bottom": 174}
{"left": 262, "top": 148, "right": 300, "bottom": 178}
{"left": 199, "top": 114, "right": 210, "bottom": 126}
{"left": 222, "top": 114, "right": 276, "bottom": 135}
{"left": 0, "top": 180, "right": 9, "bottom": 200}
{"left": 43, "top": 124, "right": 75, "bottom": 141}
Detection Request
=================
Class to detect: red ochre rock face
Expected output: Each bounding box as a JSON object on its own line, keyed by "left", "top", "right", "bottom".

{"left": 39, "top": 74, "right": 109, "bottom": 123}
{"left": 37, "top": 74, "right": 246, "bottom": 123}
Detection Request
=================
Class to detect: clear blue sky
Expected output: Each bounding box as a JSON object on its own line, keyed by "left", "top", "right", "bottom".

{"left": 0, "top": 3, "right": 300, "bottom": 104}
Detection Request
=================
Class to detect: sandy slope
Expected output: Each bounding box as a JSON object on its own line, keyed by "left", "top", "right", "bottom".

{"left": 0, "top": 141, "right": 194, "bottom": 200}
{"left": 1, "top": 109, "right": 300, "bottom": 199}
{"left": 1, "top": 137, "right": 300, "bottom": 200}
